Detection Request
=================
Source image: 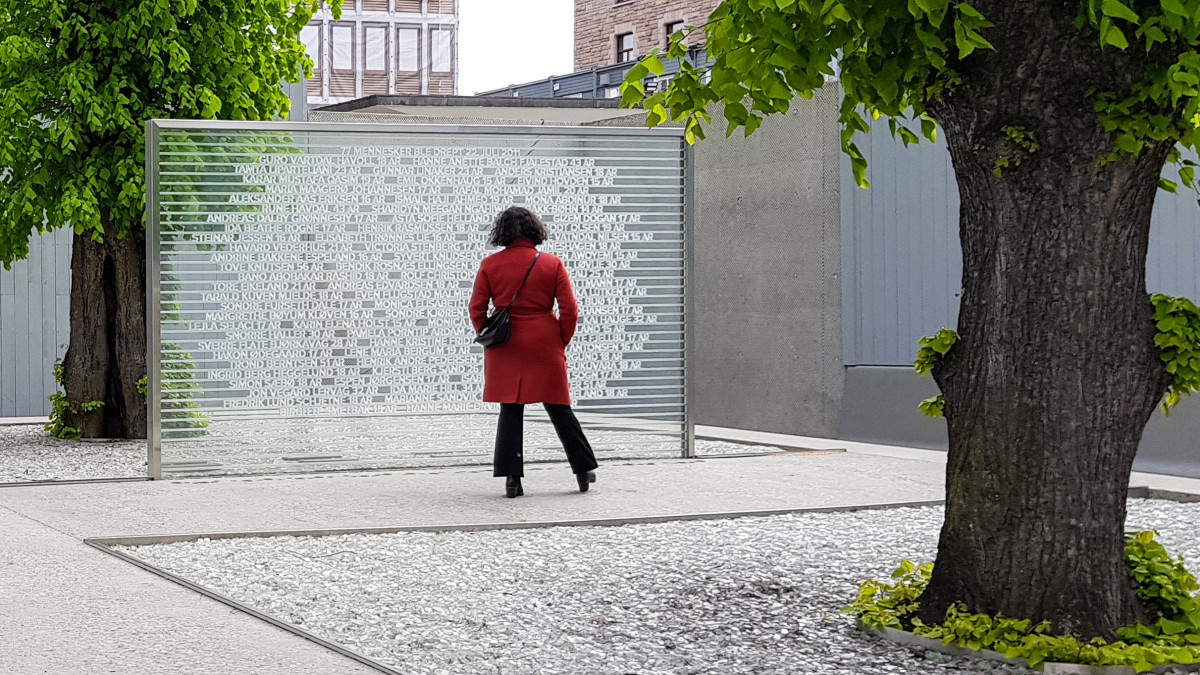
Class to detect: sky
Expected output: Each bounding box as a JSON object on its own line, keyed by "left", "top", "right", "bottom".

{"left": 458, "top": 0, "right": 575, "bottom": 96}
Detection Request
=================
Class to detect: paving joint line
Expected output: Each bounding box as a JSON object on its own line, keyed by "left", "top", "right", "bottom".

{"left": 0, "top": 476, "right": 149, "bottom": 490}
{"left": 85, "top": 540, "right": 406, "bottom": 675}
{"left": 86, "top": 499, "right": 950, "bottom": 547}
{"left": 0, "top": 499, "right": 82, "bottom": 540}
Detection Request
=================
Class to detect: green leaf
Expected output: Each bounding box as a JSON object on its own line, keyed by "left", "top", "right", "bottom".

{"left": 1161, "top": 0, "right": 1188, "bottom": 17}
{"left": 1117, "top": 133, "right": 1143, "bottom": 154}
{"left": 915, "top": 0, "right": 949, "bottom": 15}
{"left": 850, "top": 150, "right": 870, "bottom": 188}
{"left": 955, "top": 2, "right": 985, "bottom": 20}
{"left": 921, "top": 117, "right": 939, "bottom": 142}
{"left": 1101, "top": 19, "right": 1130, "bottom": 49}
{"left": 1160, "top": 619, "right": 1190, "bottom": 635}
{"left": 955, "top": 22, "right": 977, "bottom": 58}
{"left": 644, "top": 54, "right": 665, "bottom": 77}
{"left": 621, "top": 83, "right": 645, "bottom": 107}
{"left": 744, "top": 114, "right": 763, "bottom": 136}
{"left": 1101, "top": 0, "right": 1140, "bottom": 23}
{"left": 626, "top": 62, "right": 651, "bottom": 82}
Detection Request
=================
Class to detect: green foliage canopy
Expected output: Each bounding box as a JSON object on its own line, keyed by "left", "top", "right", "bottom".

{"left": 0, "top": 0, "right": 341, "bottom": 266}
{"left": 623, "top": 0, "right": 1200, "bottom": 191}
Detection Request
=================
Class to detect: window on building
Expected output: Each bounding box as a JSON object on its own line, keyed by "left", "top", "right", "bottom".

{"left": 431, "top": 27, "right": 453, "bottom": 73}
{"left": 364, "top": 25, "right": 387, "bottom": 71}
{"left": 665, "top": 20, "right": 685, "bottom": 46}
{"left": 397, "top": 27, "right": 419, "bottom": 71}
{"left": 616, "top": 33, "right": 634, "bottom": 63}
{"left": 301, "top": 24, "right": 322, "bottom": 71}
{"left": 330, "top": 23, "right": 354, "bottom": 71}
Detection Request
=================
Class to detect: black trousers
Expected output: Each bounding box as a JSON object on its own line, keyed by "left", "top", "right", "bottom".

{"left": 493, "top": 403, "right": 599, "bottom": 478}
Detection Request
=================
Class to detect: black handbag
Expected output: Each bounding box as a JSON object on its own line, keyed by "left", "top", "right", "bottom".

{"left": 474, "top": 252, "right": 540, "bottom": 349}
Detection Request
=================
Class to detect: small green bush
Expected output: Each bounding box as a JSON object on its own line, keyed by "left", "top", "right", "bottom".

{"left": 844, "top": 531, "right": 1200, "bottom": 671}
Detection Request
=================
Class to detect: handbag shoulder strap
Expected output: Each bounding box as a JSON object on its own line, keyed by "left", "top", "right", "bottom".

{"left": 504, "top": 252, "right": 540, "bottom": 310}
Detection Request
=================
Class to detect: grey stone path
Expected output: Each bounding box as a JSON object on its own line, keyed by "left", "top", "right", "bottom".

{"left": 0, "top": 429, "right": 1196, "bottom": 674}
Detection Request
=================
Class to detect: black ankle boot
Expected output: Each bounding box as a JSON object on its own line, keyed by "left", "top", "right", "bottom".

{"left": 505, "top": 476, "right": 523, "bottom": 498}
{"left": 576, "top": 471, "right": 596, "bottom": 493}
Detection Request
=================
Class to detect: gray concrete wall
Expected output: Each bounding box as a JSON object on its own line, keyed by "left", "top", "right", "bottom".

{"left": 840, "top": 366, "right": 946, "bottom": 450}
{"left": 690, "top": 92, "right": 844, "bottom": 437}
{"left": 583, "top": 94, "right": 846, "bottom": 438}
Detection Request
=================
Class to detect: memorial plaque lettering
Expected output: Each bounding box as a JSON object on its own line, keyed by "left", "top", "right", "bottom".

{"left": 149, "top": 125, "right": 688, "bottom": 477}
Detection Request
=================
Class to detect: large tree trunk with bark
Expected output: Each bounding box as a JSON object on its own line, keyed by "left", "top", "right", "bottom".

{"left": 917, "top": 2, "right": 1175, "bottom": 639}
{"left": 61, "top": 227, "right": 146, "bottom": 439}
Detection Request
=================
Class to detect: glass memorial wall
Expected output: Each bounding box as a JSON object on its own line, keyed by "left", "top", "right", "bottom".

{"left": 145, "top": 121, "right": 691, "bottom": 478}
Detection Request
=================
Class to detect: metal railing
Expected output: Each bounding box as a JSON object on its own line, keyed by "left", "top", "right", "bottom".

{"left": 477, "top": 49, "right": 711, "bottom": 100}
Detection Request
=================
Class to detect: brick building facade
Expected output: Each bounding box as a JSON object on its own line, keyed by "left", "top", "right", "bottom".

{"left": 574, "top": 0, "right": 720, "bottom": 71}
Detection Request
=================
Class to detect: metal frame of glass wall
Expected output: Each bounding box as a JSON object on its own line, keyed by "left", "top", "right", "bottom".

{"left": 145, "top": 119, "right": 694, "bottom": 479}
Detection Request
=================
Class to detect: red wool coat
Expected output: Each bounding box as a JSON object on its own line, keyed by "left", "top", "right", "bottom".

{"left": 469, "top": 239, "right": 578, "bottom": 405}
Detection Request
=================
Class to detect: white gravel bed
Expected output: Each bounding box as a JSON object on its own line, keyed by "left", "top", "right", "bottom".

{"left": 0, "top": 424, "right": 145, "bottom": 482}
{"left": 116, "top": 500, "right": 1200, "bottom": 674}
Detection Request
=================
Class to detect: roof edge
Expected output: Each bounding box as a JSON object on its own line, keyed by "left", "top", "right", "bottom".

{"left": 313, "top": 95, "right": 626, "bottom": 113}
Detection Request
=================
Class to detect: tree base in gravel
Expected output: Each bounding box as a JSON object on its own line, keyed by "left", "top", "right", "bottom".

{"left": 845, "top": 532, "right": 1200, "bottom": 673}
{"left": 61, "top": 232, "right": 146, "bottom": 440}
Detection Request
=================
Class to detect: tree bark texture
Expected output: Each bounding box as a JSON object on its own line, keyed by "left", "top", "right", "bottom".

{"left": 61, "top": 228, "right": 147, "bottom": 439}
{"left": 917, "top": 2, "right": 1176, "bottom": 639}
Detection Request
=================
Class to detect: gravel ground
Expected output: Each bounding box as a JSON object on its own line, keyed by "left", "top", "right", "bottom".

{"left": 0, "top": 421, "right": 777, "bottom": 482}
{"left": 0, "top": 424, "right": 145, "bottom": 482}
{"left": 116, "top": 500, "right": 1200, "bottom": 675}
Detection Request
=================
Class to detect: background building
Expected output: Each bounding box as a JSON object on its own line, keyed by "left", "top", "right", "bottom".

{"left": 301, "top": 0, "right": 458, "bottom": 106}
{"left": 574, "top": 0, "right": 718, "bottom": 71}
{"left": 482, "top": 0, "right": 717, "bottom": 100}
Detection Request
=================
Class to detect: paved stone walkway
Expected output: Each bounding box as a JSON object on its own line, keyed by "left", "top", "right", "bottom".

{"left": 0, "top": 428, "right": 1196, "bottom": 674}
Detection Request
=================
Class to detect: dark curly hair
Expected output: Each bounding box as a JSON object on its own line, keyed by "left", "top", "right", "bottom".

{"left": 489, "top": 206, "right": 547, "bottom": 247}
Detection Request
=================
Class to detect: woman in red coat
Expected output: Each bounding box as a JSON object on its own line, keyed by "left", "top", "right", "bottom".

{"left": 469, "top": 207, "right": 598, "bottom": 498}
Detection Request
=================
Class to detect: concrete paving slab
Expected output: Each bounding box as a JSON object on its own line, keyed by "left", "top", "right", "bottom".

{"left": 699, "top": 425, "right": 1200, "bottom": 496}
{"left": 0, "top": 453, "right": 947, "bottom": 539}
{"left": 0, "top": 506, "right": 374, "bottom": 675}
{"left": 0, "top": 451, "right": 949, "bottom": 675}
{"left": 1, "top": 440, "right": 1190, "bottom": 675}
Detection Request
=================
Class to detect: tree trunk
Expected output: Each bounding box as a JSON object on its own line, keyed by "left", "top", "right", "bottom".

{"left": 61, "top": 228, "right": 147, "bottom": 439}
{"left": 916, "top": 2, "right": 1176, "bottom": 640}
